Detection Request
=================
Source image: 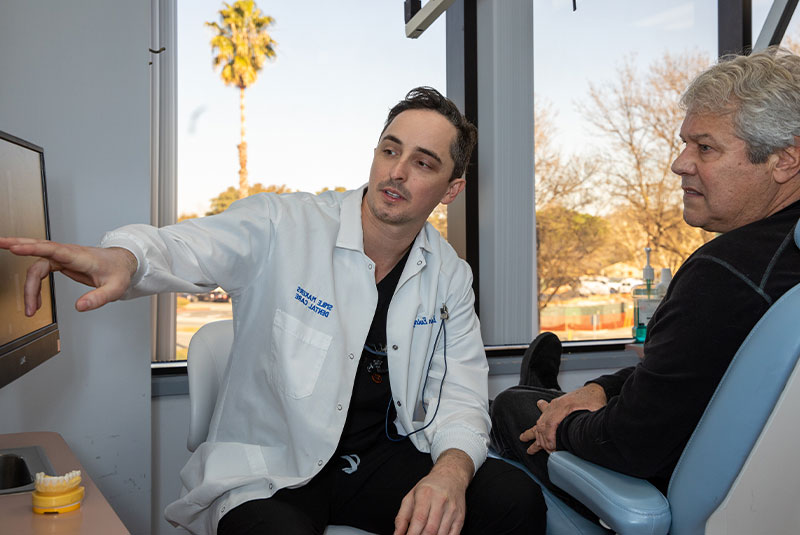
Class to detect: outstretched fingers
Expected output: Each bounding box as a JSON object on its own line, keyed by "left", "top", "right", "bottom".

{"left": 13, "top": 241, "right": 97, "bottom": 282}
{"left": 23, "top": 258, "right": 53, "bottom": 316}
{"left": 75, "top": 276, "right": 131, "bottom": 311}
{"left": 4, "top": 238, "right": 137, "bottom": 314}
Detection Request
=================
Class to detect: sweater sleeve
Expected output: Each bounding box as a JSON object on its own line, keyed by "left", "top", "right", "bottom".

{"left": 586, "top": 367, "right": 634, "bottom": 399}
{"left": 556, "top": 257, "right": 770, "bottom": 482}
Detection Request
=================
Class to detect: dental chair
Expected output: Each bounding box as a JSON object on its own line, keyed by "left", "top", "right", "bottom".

{"left": 505, "top": 221, "right": 800, "bottom": 534}
{"left": 186, "top": 319, "right": 374, "bottom": 535}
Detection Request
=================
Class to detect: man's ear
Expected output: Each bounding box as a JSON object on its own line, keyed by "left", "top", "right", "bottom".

{"left": 440, "top": 178, "right": 466, "bottom": 205}
{"left": 772, "top": 136, "right": 800, "bottom": 184}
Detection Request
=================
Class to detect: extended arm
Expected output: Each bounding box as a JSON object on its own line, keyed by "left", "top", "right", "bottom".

{"left": 0, "top": 237, "right": 137, "bottom": 315}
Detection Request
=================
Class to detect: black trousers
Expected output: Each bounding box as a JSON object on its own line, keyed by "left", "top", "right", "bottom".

{"left": 489, "top": 385, "right": 597, "bottom": 522}
{"left": 218, "top": 437, "right": 546, "bottom": 535}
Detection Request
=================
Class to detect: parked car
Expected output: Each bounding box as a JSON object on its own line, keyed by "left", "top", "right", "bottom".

{"left": 605, "top": 280, "right": 622, "bottom": 294}
{"left": 618, "top": 278, "right": 645, "bottom": 294}
{"left": 577, "top": 278, "right": 612, "bottom": 296}
{"left": 208, "top": 288, "right": 230, "bottom": 302}
{"left": 196, "top": 287, "right": 230, "bottom": 303}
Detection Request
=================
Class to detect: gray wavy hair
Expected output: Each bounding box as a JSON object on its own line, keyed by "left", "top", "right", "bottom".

{"left": 681, "top": 46, "right": 800, "bottom": 164}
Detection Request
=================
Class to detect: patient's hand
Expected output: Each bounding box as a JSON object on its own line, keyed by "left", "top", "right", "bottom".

{"left": 0, "top": 237, "right": 137, "bottom": 315}
{"left": 521, "top": 383, "right": 607, "bottom": 454}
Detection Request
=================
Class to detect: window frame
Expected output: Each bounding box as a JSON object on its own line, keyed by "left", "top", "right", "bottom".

{"left": 151, "top": 0, "right": 793, "bottom": 373}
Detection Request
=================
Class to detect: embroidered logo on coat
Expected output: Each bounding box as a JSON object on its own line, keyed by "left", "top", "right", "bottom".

{"left": 413, "top": 314, "right": 438, "bottom": 327}
{"left": 294, "top": 285, "right": 334, "bottom": 318}
{"left": 340, "top": 454, "right": 360, "bottom": 474}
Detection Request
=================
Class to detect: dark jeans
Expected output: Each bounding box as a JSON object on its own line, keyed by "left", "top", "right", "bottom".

{"left": 490, "top": 385, "right": 597, "bottom": 522}
{"left": 218, "top": 437, "right": 546, "bottom": 535}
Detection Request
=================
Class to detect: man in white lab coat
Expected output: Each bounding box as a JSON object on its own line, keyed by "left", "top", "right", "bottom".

{"left": 1, "top": 87, "right": 545, "bottom": 535}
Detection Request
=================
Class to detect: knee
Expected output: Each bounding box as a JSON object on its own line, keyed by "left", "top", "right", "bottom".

{"left": 498, "top": 469, "right": 547, "bottom": 533}
{"left": 468, "top": 463, "right": 547, "bottom": 534}
{"left": 490, "top": 389, "right": 515, "bottom": 421}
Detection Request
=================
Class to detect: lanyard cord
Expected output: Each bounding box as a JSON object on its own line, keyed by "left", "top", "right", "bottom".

{"left": 385, "top": 310, "right": 448, "bottom": 442}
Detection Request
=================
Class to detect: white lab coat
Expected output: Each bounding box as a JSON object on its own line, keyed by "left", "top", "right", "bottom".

{"left": 101, "top": 187, "right": 489, "bottom": 535}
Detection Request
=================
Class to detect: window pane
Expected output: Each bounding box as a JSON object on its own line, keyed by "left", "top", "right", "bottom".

{"left": 753, "top": 0, "right": 800, "bottom": 50}
{"left": 778, "top": 3, "right": 800, "bottom": 52}
{"left": 533, "top": 1, "right": 716, "bottom": 342}
{"left": 166, "top": 1, "right": 446, "bottom": 362}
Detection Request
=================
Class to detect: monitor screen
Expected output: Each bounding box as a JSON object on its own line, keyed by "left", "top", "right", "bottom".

{"left": 0, "top": 130, "right": 60, "bottom": 388}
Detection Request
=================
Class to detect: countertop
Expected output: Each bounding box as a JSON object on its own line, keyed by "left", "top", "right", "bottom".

{"left": 0, "top": 431, "right": 129, "bottom": 535}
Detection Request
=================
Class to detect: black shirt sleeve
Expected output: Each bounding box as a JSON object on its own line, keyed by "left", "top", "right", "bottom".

{"left": 586, "top": 367, "right": 634, "bottom": 399}
{"left": 556, "top": 257, "right": 771, "bottom": 484}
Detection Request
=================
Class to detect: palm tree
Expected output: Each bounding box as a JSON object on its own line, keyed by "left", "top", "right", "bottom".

{"left": 206, "top": 0, "right": 276, "bottom": 198}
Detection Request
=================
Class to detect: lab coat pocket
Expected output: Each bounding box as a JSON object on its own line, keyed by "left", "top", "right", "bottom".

{"left": 270, "top": 309, "right": 332, "bottom": 399}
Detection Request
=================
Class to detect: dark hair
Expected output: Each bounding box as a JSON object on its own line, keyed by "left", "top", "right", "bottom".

{"left": 383, "top": 86, "right": 477, "bottom": 180}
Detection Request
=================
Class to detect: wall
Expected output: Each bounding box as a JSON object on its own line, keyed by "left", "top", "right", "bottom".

{"left": 0, "top": 1, "right": 152, "bottom": 533}
{"left": 152, "top": 394, "right": 191, "bottom": 534}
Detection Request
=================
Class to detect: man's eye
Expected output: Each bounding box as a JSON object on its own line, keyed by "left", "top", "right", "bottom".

{"left": 699, "top": 144, "right": 712, "bottom": 152}
{"left": 418, "top": 160, "right": 431, "bottom": 169}
{"left": 383, "top": 148, "right": 397, "bottom": 156}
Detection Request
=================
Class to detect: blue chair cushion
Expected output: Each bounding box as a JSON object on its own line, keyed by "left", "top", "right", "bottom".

{"left": 489, "top": 452, "right": 610, "bottom": 534}
{"left": 548, "top": 451, "right": 671, "bottom": 535}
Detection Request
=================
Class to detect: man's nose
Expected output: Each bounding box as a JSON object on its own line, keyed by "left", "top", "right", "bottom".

{"left": 390, "top": 157, "right": 409, "bottom": 181}
{"left": 671, "top": 148, "right": 693, "bottom": 177}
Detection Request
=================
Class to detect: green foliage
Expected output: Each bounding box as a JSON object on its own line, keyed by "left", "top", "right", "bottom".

{"left": 206, "top": 186, "right": 241, "bottom": 215}
{"left": 206, "top": 1, "right": 276, "bottom": 90}
{"left": 178, "top": 212, "right": 199, "bottom": 222}
{"left": 206, "top": 183, "right": 293, "bottom": 216}
{"left": 536, "top": 206, "right": 609, "bottom": 308}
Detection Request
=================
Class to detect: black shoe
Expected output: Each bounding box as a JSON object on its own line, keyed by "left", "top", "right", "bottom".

{"left": 519, "top": 332, "right": 562, "bottom": 389}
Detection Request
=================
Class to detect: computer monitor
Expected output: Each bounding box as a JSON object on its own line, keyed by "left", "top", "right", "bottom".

{"left": 0, "top": 130, "right": 60, "bottom": 389}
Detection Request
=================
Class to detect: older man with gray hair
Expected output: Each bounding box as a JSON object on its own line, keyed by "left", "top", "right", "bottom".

{"left": 490, "top": 46, "right": 800, "bottom": 518}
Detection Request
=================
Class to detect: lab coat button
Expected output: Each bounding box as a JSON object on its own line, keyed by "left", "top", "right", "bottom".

{"left": 349, "top": 353, "right": 355, "bottom": 360}
{"left": 368, "top": 263, "right": 373, "bottom": 270}
{"left": 417, "top": 260, "right": 422, "bottom": 266}
{"left": 396, "top": 400, "right": 402, "bottom": 406}
{"left": 392, "top": 344, "right": 398, "bottom": 350}
{"left": 318, "top": 460, "right": 323, "bottom": 466}
{"left": 337, "top": 404, "right": 343, "bottom": 411}
{"left": 269, "top": 483, "right": 273, "bottom": 490}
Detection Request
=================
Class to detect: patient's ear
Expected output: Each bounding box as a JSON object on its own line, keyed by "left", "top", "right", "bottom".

{"left": 771, "top": 136, "right": 800, "bottom": 184}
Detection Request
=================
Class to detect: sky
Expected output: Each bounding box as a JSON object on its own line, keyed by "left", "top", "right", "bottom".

{"left": 177, "top": 1, "right": 446, "bottom": 215}
{"left": 533, "top": 0, "right": 789, "bottom": 154}
{"left": 177, "top": 0, "right": 794, "bottom": 216}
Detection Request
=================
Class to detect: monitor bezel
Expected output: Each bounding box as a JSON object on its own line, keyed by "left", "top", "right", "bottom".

{"left": 0, "top": 129, "right": 60, "bottom": 389}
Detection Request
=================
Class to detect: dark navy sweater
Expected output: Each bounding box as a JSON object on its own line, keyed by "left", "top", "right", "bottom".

{"left": 557, "top": 200, "right": 800, "bottom": 492}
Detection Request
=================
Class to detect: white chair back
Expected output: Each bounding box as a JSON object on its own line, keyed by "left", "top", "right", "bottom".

{"left": 186, "top": 319, "right": 234, "bottom": 452}
{"left": 185, "top": 319, "right": 375, "bottom": 535}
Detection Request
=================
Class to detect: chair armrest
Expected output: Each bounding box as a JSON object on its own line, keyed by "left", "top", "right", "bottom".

{"left": 548, "top": 451, "right": 671, "bottom": 535}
